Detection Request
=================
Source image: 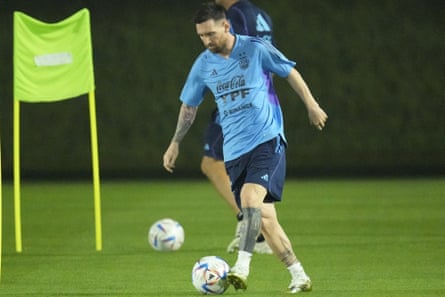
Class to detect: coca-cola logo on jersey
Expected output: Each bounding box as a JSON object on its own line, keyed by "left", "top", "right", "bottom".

{"left": 216, "top": 75, "right": 246, "bottom": 94}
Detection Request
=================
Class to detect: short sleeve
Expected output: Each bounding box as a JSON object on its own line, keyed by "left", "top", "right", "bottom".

{"left": 254, "top": 39, "right": 296, "bottom": 78}
{"left": 179, "top": 58, "right": 207, "bottom": 106}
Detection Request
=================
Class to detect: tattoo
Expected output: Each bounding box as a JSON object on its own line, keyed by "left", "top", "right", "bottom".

{"left": 279, "top": 249, "right": 297, "bottom": 267}
{"left": 172, "top": 104, "right": 198, "bottom": 143}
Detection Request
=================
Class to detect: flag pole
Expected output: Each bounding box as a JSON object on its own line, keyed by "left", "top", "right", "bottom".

{"left": 88, "top": 91, "right": 102, "bottom": 251}
{"left": 13, "top": 99, "right": 23, "bottom": 253}
{"left": 0, "top": 117, "right": 3, "bottom": 280}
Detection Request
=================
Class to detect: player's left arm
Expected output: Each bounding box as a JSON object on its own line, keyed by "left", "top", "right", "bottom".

{"left": 163, "top": 103, "right": 199, "bottom": 173}
{"left": 286, "top": 68, "right": 328, "bottom": 131}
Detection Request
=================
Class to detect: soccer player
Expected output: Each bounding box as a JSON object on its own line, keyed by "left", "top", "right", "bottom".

{"left": 201, "top": 0, "right": 275, "bottom": 254}
{"left": 163, "top": 2, "right": 327, "bottom": 294}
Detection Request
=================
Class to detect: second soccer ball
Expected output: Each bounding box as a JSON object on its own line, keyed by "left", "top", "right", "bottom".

{"left": 148, "top": 218, "right": 184, "bottom": 251}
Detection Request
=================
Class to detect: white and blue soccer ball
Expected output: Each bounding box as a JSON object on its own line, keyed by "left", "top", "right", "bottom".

{"left": 192, "top": 256, "right": 230, "bottom": 295}
{"left": 148, "top": 218, "right": 184, "bottom": 251}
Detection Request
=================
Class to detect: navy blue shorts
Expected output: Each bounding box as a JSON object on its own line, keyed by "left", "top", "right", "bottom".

{"left": 203, "top": 110, "right": 224, "bottom": 161}
{"left": 225, "top": 136, "right": 286, "bottom": 208}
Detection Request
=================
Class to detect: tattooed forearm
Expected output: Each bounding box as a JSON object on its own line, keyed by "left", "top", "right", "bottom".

{"left": 172, "top": 103, "right": 198, "bottom": 143}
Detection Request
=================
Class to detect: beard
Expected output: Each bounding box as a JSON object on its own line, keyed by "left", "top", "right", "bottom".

{"left": 207, "top": 43, "right": 223, "bottom": 53}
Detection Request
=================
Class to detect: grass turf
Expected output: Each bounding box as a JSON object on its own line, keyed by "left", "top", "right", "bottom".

{"left": 0, "top": 178, "right": 444, "bottom": 296}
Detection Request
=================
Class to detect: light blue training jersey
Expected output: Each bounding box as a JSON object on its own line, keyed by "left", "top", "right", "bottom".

{"left": 180, "top": 34, "right": 296, "bottom": 162}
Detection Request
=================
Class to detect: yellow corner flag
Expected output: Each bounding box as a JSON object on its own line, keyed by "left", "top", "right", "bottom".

{"left": 13, "top": 8, "right": 102, "bottom": 252}
{"left": 14, "top": 8, "right": 95, "bottom": 101}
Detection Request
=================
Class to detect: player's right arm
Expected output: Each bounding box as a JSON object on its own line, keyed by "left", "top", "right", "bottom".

{"left": 163, "top": 103, "right": 199, "bottom": 173}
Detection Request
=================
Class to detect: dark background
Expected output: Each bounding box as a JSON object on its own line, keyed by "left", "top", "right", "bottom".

{"left": 0, "top": 0, "right": 443, "bottom": 179}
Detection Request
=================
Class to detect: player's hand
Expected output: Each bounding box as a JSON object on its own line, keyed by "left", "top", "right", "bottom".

{"left": 308, "top": 105, "right": 328, "bottom": 131}
{"left": 163, "top": 142, "right": 179, "bottom": 173}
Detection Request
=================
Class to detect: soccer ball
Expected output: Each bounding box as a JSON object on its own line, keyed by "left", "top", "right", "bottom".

{"left": 192, "top": 256, "right": 230, "bottom": 295}
{"left": 148, "top": 218, "right": 184, "bottom": 251}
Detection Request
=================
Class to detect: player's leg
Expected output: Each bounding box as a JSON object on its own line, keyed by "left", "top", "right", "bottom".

{"left": 261, "top": 203, "right": 312, "bottom": 293}
{"left": 228, "top": 136, "right": 310, "bottom": 292}
{"left": 226, "top": 137, "right": 281, "bottom": 290}
{"left": 228, "top": 182, "right": 266, "bottom": 290}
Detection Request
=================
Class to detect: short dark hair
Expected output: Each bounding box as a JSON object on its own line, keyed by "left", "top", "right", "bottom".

{"left": 194, "top": 2, "right": 226, "bottom": 24}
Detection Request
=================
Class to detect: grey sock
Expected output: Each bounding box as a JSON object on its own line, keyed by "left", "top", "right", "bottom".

{"left": 239, "top": 207, "right": 261, "bottom": 253}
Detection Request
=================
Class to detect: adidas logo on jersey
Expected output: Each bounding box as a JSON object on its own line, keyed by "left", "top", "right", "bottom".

{"left": 260, "top": 174, "right": 269, "bottom": 182}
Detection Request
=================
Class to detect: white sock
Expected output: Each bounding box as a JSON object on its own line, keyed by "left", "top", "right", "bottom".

{"left": 287, "top": 262, "right": 308, "bottom": 279}
{"left": 233, "top": 250, "right": 252, "bottom": 276}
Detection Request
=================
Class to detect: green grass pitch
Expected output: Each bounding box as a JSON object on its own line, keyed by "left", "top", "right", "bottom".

{"left": 0, "top": 178, "right": 444, "bottom": 296}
